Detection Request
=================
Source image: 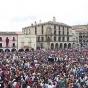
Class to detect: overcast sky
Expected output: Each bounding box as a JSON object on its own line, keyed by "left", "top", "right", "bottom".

{"left": 0, "top": 0, "right": 88, "bottom": 31}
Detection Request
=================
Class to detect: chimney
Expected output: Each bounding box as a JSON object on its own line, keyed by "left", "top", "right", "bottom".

{"left": 53, "top": 16, "right": 56, "bottom": 22}
{"left": 35, "top": 21, "right": 37, "bottom": 25}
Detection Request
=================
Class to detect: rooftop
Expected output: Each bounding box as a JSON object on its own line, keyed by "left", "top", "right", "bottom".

{"left": 23, "top": 17, "right": 71, "bottom": 29}
{"left": 0, "top": 32, "right": 17, "bottom": 35}
{"left": 72, "top": 24, "right": 88, "bottom": 30}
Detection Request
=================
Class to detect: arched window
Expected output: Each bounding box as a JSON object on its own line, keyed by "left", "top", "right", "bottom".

{"left": 51, "top": 43, "right": 54, "bottom": 49}
{"left": 68, "top": 43, "right": 71, "bottom": 48}
{"left": 64, "top": 43, "right": 67, "bottom": 49}
{"left": 5, "top": 49, "right": 10, "bottom": 52}
{"left": 11, "top": 48, "right": 16, "bottom": 52}
{"left": 55, "top": 43, "right": 58, "bottom": 49}
{"left": 18, "top": 49, "right": 24, "bottom": 52}
{"left": 60, "top": 43, "right": 63, "bottom": 49}
{"left": 25, "top": 48, "right": 29, "bottom": 52}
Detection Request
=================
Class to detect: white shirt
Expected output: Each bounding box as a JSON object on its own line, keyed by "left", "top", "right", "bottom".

{"left": 48, "top": 84, "right": 55, "bottom": 88}
{"left": 12, "top": 82, "right": 17, "bottom": 87}
{"left": 27, "top": 86, "right": 30, "bottom": 88}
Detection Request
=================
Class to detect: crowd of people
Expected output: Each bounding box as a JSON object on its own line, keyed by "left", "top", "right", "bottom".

{"left": 0, "top": 48, "right": 88, "bottom": 88}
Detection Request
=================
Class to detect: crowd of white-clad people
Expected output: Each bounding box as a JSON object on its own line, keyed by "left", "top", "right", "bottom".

{"left": 0, "top": 48, "right": 88, "bottom": 88}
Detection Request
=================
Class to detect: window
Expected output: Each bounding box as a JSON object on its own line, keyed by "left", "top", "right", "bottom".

{"left": 13, "top": 37, "right": 15, "bottom": 41}
{"left": 42, "top": 25, "right": 43, "bottom": 34}
{"left": 67, "top": 27, "right": 69, "bottom": 35}
{"left": 54, "top": 30, "right": 56, "bottom": 35}
{"left": 0, "top": 37, "right": 2, "bottom": 41}
{"left": 67, "top": 36, "right": 69, "bottom": 41}
{"left": 13, "top": 43, "right": 15, "bottom": 47}
{"left": 58, "top": 26, "right": 61, "bottom": 35}
{"left": 37, "top": 37, "right": 40, "bottom": 42}
{"left": 0, "top": 43, "right": 2, "bottom": 47}
{"left": 54, "top": 36, "right": 56, "bottom": 41}
{"left": 6, "top": 37, "right": 9, "bottom": 47}
{"left": 41, "top": 37, "right": 44, "bottom": 42}
{"left": 62, "top": 37, "right": 65, "bottom": 42}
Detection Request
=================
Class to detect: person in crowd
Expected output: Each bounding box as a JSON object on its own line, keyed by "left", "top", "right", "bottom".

{"left": 0, "top": 48, "right": 88, "bottom": 88}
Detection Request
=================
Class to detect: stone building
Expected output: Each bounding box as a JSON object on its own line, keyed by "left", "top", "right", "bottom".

{"left": 0, "top": 32, "right": 18, "bottom": 51}
{"left": 22, "top": 17, "right": 73, "bottom": 50}
{"left": 72, "top": 25, "right": 88, "bottom": 48}
{"left": 71, "top": 29, "right": 79, "bottom": 48}
{"left": 0, "top": 32, "right": 36, "bottom": 51}
{"left": 17, "top": 32, "right": 36, "bottom": 50}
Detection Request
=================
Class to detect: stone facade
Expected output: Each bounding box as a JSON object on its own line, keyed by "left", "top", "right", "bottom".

{"left": 71, "top": 29, "right": 79, "bottom": 48}
{"left": 1, "top": 18, "right": 88, "bottom": 50}
{"left": 22, "top": 17, "right": 73, "bottom": 49}
{"left": 0, "top": 32, "right": 18, "bottom": 51}
{"left": 17, "top": 33, "right": 36, "bottom": 50}
{"left": 0, "top": 32, "right": 36, "bottom": 51}
{"left": 72, "top": 25, "right": 88, "bottom": 48}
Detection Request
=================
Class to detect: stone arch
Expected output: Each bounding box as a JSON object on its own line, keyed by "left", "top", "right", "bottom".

{"left": 64, "top": 43, "right": 67, "bottom": 49}
{"left": 51, "top": 43, "right": 54, "bottom": 49}
{"left": 25, "top": 48, "right": 29, "bottom": 52}
{"left": 60, "top": 43, "right": 63, "bottom": 49}
{"left": 5, "top": 49, "right": 10, "bottom": 52}
{"left": 18, "top": 49, "right": 24, "bottom": 52}
{"left": 55, "top": 43, "right": 58, "bottom": 50}
{"left": 11, "top": 48, "right": 16, "bottom": 52}
{"left": 68, "top": 43, "right": 71, "bottom": 49}
{"left": 0, "top": 49, "right": 3, "bottom": 52}
{"left": 72, "top": 43, "right": 75, "bottom": 48}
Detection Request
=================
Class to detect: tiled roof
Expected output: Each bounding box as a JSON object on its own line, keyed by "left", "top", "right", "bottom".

{"left": 0, "top": 32, "right": 17, "bottom": 35}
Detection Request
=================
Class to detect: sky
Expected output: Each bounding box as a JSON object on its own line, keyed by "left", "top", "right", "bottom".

{"left": 0, "top": 0, "right": 88, "bottom": 31}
